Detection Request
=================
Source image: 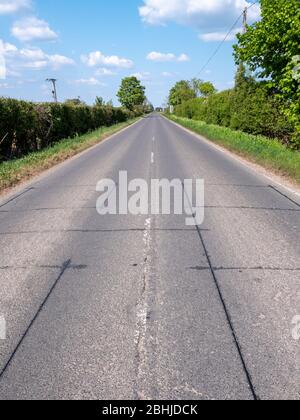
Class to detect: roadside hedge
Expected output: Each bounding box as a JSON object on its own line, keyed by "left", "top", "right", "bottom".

{"left": 0, "top": 99, "right": 134, "bottom": 161}
{"left": 174, "top": 83, "right": 294, "bottom": 147}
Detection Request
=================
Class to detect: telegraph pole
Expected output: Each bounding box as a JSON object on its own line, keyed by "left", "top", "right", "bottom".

{"left": 46, "top": 78, "right": 58, "bottom": 103}
{"left": 243, "top": 7, "right": 248, "bottom": 33}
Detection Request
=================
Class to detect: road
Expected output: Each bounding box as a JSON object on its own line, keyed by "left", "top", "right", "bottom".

{"left": 0, "top": 113, "right": 299, "bottom": 400}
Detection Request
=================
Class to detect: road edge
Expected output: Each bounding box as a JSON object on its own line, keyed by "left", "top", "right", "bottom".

{"left": 163, "top": 114, "right": 300, "bottom": 202}
{"left": 0, "top": 117, "right": 143, "bottom": 205}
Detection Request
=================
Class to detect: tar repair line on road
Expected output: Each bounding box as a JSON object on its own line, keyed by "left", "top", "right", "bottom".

{"left": 182, "top": 181, "right": 259, "bottom": 401}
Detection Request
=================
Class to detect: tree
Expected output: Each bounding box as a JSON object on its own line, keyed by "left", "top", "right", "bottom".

{"left": 191, "top": 79, "right": 217, "bottom": 97}
{"left": 190, "top": 78, "right": 202, "bottom": 96}
{"left": 94, "top": 97, "right": 114, "bottom": 107}
{"left": 64, "top": 98, "right": 85, "bottom": 106}
{"left": 168, "top": 80, "right": 196, "bottom": 106}
{"left": 117, "top": 77, "right": 146, "bottom": 110}
{"left": 94, "top": 96, "right": 104, "bottom": 107}
{"left": 143, "top": 99, "right": 154, "bottom": 113}
{"left": 198, "top": 81, "right": 217, "bottom": 98}
{"left": 234, "top": 0, "right": 300, "bottom": 145}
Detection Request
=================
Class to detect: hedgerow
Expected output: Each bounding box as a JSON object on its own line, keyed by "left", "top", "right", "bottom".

{"left": 0, "top": 99, "right": 135, "bottom": 161}
{"left": 174, "top": 82, "right": 295, "bottom": 147}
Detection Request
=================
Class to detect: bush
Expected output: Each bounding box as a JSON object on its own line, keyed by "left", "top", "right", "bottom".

{"left": 174, "top": 82, "right": 294, "bottom": 147}
{"left": 168, "top": 115, "right": 300, "bottom": 183}
{"left": 0, "top": 99, "right": 135, "bottom": 161}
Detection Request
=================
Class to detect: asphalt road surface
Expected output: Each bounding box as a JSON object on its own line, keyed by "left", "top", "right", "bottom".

{"left": 0, "top": 113, "right": 299, "bottom": 400}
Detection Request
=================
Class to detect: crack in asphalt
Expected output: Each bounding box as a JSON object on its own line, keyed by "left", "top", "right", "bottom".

{"left": 0, "top": 228, "right": 201, "bottom": 235}
{"left": 1, "top": 205, "right": 299, "bottom": 213}
{"left": 0, "top": 188, "right": 34, "bottom": 209}
{"left": 269, "top": 185, "right": 300, "bottom": 208}
{"left": 0, "top": 264, "right": 87, "bottom": 271}
{"left": 189, "top": 266, "right": 300, "bottom": 272}
{"left": 182, "top": 182, "right": 259, "bottom": 401}
{"left": 0, "top": 259, "right": 72, "bottom": 381}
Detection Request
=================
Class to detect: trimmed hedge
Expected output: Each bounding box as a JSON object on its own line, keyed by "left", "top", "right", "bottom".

{"left": 168, "top": 115, "right": 300, "bottom": 183}
{"left": 174, "top": 83, "right": 295, "bottom": 147}
{"left": 0, "top": 99, "right": 134, "bottom": 161}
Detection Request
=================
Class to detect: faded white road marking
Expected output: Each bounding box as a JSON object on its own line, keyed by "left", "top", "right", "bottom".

{"left": 135, "top": 217, "right": 152, "bottom": 388}
{"left": 0, "top": 316, "right": 6, "bottom": 340}
{"left": 151, "top": 152, "right": 154, "bottom": 164}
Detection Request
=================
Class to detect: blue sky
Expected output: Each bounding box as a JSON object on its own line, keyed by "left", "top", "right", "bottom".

{"left": 0, "top": 0, "right": 260, "bottom": 106}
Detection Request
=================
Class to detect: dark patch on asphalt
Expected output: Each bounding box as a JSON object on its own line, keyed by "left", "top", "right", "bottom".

{"left": 188, "top": 266, "right": 210, "bottom": 271}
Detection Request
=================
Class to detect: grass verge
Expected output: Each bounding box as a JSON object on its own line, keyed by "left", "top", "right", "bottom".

{"left": 0, "top": 118, "right": 139, "bottom": 194}
{"left": 166, "top": 115, "right": 300, "bottom": 185}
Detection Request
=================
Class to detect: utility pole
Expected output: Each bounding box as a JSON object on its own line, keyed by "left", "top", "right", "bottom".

{"left": 46, "top": 78, "right": 58, "bottom": 103}
{"left": 243, "top": 7, "right": 248, "bottom": 33}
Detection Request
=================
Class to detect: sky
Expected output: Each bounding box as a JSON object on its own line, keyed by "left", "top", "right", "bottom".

{"left": 0, "top": 0, "right": 260, "bottom": 107}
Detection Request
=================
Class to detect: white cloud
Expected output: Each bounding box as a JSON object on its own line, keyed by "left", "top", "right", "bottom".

{"left": 147, "top": 51, "right": 190, "bottom": 62}
{"left": 95, "top": 67, "right": 116, "bottom": 76}
{"left": 131, "top": 71, "right": 151, "bottom": 81}
{"left": 1, "top": 42, "right": 74, "bottom": 71}
{"left": 0, "top": 79, "right": 23, "bottom": 88}
{"left": 12, "top": 17, "right": 58, "bottom": 42}
{"left": 72, "top": 78, "right": 106, "bottom": 86}
{"left": 0, "top": 57, "right": 5, "bottom": 79}
{"left": 1, "top": 41, "right": 18, "bottom": 54}
{"left": 162, "top": 71, "right": 175, "bottom": 77}
{"left": 0, "top": 40, "right": 18, "bottom": 79}
{"left": 48, "top": 54, "right": 75, "bottom": 69}
{"left": 199, "top": 28, "right": 242, "bottom": 42}
{"left": 19, "top": 47, "right": 46, "bottom": 60}
{"left": 139, "top": 0, "right": 260, "bottom": 41}
{"left": 178, "top": 53, "right": 189, "bottom": 62}
{"left": 0, "top": 0, "right": 30, "bottom": 15}
{"left": 147, "top": 52, "right": 175, "bottom": 62}
{"left": 81, "top": 51, "right": 134, "bottom": 68}
{"left": 0, "top": 40, "right": 6, "bottom": 79}
{"left": 23, "top": 60, "right": 48, "bottom": 69}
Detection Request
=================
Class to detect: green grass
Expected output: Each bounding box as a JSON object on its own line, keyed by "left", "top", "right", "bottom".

{"left": 0, "top": 118, "right": 139, "bottom": 193}
{"left": 166, "top": 115, "right": 300, "bottom": 185}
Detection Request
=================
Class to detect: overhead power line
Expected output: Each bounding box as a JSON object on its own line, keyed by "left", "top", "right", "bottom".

{"left": 193, "top": 0, "right": 259, "bottom": 79}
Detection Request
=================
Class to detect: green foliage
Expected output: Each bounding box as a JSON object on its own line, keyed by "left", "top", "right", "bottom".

{"left": 234, "top": 0, "right": 300, "bottom": 146}
{"left": 196, "top": 80, "right": 217, "bottom": 98}
{"left": 174, "top": 80, "right": 293, "bottom": 144}
{"left": 94, "top": 96, "right": 105, "bottom": 107}
{"left": 169, "top": 79, "right": 216, "bottom": 105}
{"left": 0, "top": 118, "right": 139, "bottom": 191}
{"left": 64, "top": 98, "right": 86, "bottom": 106}
{"left": 168, "top": 80, "right": 196, "bottom": 106}
{"left": 142, "top": 100, "right": 154, "bottom": 114}
{"left": 0, "top": 98, "right": 134, "bottom": 161}
{"left": 168, "top": 115, "right": 300, "bottom": 184}
{"left": 117, "top": 77, "right": 146, "bottom": 111}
